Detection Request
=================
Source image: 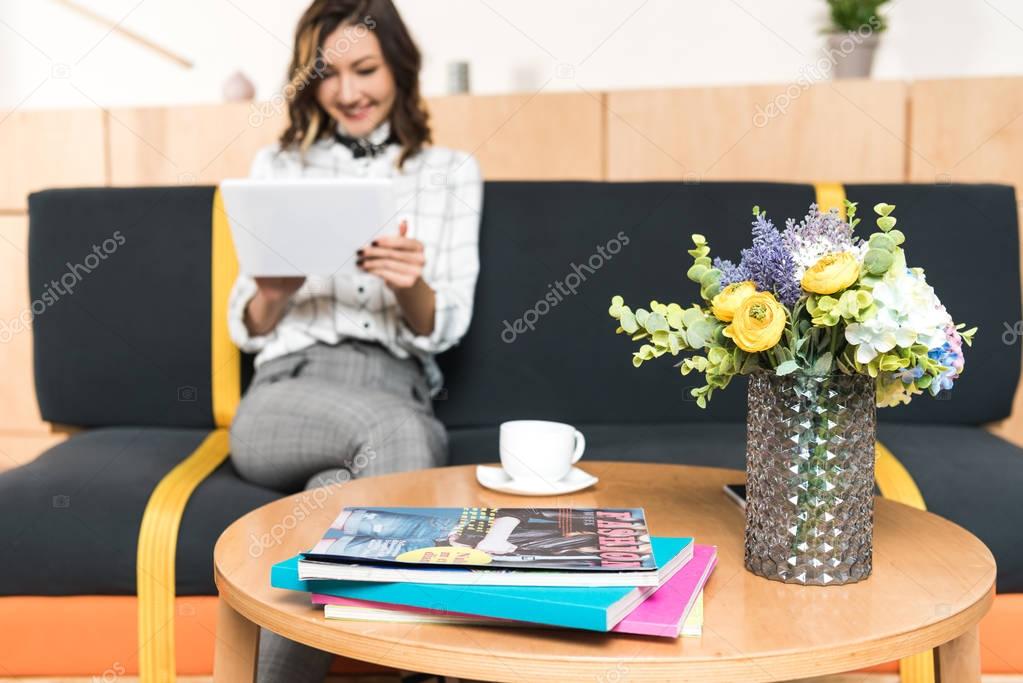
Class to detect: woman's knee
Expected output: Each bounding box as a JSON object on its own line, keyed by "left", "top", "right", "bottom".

{"left": 358, "top": 412, "right": 448, "bottom": 477}
{"left": 229, "top": 383, "right": 342, "bottom": 489}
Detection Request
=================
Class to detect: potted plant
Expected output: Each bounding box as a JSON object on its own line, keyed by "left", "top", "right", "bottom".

{"left": 824, "top": 0, "right": 889, "bottom": 78}
{"left": 608, "top": 201, "right": 974, "bottom": 585}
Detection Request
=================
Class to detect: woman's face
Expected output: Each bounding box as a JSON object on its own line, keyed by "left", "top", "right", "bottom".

{"left": 315, "top": 24, "right": 396, "bottom": 138}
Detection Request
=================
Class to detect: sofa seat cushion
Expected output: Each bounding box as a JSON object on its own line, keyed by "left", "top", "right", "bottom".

{"left": 451, "top": 421, "right": 1023, "bottom": 593}
{"left": 0, "top": 427, "right": 280, "bottom": 596}
{"left": 878, "top": 423, "right": 1023, "bottom": 594}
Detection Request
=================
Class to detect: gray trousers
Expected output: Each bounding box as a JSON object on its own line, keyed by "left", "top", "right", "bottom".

{"left": 230, "top": 340, "right": 448, "bottom": 683}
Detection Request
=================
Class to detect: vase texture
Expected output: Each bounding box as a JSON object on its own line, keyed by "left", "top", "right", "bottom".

{"left": 744, "top": 371, "right": 876, "bottom": 585}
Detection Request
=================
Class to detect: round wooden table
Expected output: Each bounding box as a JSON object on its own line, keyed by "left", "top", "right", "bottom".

{"left": 213, "top": 463, "right": 995, "bottom": 682}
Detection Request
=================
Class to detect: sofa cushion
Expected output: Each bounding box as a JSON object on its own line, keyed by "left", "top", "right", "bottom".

{"left": 878, "top": 423, "right": 1023, "bottom": 595}
{"left": 0, "top": 428, "right": 279, "bottom": 596}
{"left": 28, "top": 187, "right": 226, "bottom": 429}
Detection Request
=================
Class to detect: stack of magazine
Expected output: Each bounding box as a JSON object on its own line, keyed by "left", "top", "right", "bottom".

{"left": 271, "top": 506, "right": 717, "bottom": 636}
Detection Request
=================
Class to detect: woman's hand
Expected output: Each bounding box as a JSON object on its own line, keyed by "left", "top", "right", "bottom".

{"left": 244, "top": 276, "right": 306, "bottom": 336}
{"left": 356, "top": 220, "right": 425, "bottom": 290}
{"left": 358, "top": 220, "right": 436, "bottom": 336}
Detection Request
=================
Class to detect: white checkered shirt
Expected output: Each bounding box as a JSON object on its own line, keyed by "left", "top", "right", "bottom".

{"left": 227, "top": 122, "right": 483, "bottom": 395}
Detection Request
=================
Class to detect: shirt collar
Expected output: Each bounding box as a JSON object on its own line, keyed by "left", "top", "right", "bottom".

{"left": 334, "top": 119, "right": 393, "bottom": 146}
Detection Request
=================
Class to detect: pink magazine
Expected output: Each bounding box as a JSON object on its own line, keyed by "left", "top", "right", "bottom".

{"left": 312, "top": 544, "right": 717, "bottom": 638}
{"left": 611, "top": 544, "right": 717, "bottom": 637}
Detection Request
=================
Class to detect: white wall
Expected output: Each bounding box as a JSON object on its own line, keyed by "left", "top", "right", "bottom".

{"left": 2, "top": 0, "right": 1023, "bottom": 111}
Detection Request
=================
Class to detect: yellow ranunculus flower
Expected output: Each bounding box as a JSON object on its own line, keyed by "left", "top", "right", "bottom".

{"left": 710, "top": 281, "right": 756, "bottom": 322}
{"left": 723, "top": 291, "right": 787, "bottom": 353}
{"left": 801, "top": 251, "right": 861, "bottom": 295}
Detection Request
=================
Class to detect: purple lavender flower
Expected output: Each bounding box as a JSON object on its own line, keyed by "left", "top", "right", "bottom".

{"left": 782, "top": 204, "right": 864, "bottom": 278}
{"left": 718, "top": 211, "right": 801, "bottom": 306}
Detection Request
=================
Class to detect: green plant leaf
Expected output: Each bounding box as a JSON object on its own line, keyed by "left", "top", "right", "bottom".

{"left": 876, "top": 216, "right": 897, "bottom": 231}
{"left": 775, "top": 360, "right": 800, "bottom": 375}
{"left": 619, "top": 309, "right": 638, "bottom": 334}
{"left": 813, "top": 352, "right": 834, "bottom": 375}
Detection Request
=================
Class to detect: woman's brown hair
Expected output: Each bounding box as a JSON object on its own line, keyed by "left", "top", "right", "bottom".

{"left": 279, "top": 0, "right": 431, "bottom": 169}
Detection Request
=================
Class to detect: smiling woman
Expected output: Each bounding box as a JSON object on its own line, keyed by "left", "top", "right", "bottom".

{"left": 279, "top": 0, "right": 429, "bottom": 167}
{"left": 223, "top": 2, "right": 483, "bottom": 681}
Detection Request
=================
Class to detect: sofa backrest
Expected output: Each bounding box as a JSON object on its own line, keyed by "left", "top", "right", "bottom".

{"left": 28, "top": 182, "right": 1019, "bottom": 430}
{"left": 29, "top": 187, "right": 233, "bottom": 428}
{"left": 434, "top": 181, "right": 1020, "bottom": 428}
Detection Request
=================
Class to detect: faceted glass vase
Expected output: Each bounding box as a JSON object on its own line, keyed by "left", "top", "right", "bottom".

{"left": 744, "top": 371, "right": 876, "bottom": 585}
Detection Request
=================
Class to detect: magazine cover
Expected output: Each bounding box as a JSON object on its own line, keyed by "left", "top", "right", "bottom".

{"left": 303, "top": 506, "right": 655, "bottom": 571}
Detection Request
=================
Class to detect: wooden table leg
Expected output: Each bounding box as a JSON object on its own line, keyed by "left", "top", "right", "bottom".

{"left": 213, "top": 596, "right": 259, "bottom": 683}
{"left": 935, "top": 623, "right": 981, "bottom": 683}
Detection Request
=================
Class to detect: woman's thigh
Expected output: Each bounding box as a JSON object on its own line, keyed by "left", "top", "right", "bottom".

{"left": 230, "top": 373, "right": 446, "bottom": 492}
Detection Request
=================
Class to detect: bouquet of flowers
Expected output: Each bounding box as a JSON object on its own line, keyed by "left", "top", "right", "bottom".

{"left": 608, "top": 201, "right": 976, "bottom": 408}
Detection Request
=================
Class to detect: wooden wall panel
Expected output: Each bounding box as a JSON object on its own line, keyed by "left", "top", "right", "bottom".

{"left": 907, "top": 77, "right": 1023, "bottom": 447}
{"left": 0, "top": 109, "right": 107, "bottom": 211}
{"left": 0, "top": 215, "right": 49, "bottom": 434}
{"left": 427, "top": 92, "right": 605, "bottom": 180}
{"left": 107, "top": 102, "right": 286, "bottom": 186}
{"left": 606, "top": 80, "right": 907, "bottom": 183}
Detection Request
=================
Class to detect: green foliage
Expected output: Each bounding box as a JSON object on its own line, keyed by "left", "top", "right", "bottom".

{"left": 686, "top": 234, "right": 722, "bottom": 300}
{"left": 826, "top": 0, "right": 889, "bottom": 33}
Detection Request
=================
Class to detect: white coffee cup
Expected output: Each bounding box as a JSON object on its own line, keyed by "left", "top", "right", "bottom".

{"left": 499, "top": 420, "right": 586, "bottom": 484}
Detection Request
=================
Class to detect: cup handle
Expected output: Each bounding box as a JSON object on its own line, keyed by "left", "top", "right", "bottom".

{"left": 571, "top": 430, "right": 586, "bottom": 463}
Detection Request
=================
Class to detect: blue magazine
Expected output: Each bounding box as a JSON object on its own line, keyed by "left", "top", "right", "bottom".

{"left": 276, "top": 536, "right": 692, "bottom": 631}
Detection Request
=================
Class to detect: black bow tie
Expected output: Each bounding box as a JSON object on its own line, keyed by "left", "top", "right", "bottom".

{"left": 333, "top": 131, "right": 392, "bottom": 159}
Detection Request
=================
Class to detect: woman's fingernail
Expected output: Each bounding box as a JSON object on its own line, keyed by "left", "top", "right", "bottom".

{"left": 357, "top": 249, "right": 364, "bottom": 256}
{"left": 371, "top": 240, "right": 379, "bottom": 246}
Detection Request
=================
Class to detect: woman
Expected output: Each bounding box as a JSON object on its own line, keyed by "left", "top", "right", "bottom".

{"left": 227, "top": 1, "right": 482, "bottom": 680}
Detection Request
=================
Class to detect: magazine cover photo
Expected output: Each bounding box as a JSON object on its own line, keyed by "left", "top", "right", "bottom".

{"left": 305, "top": 506, "right": 656, "bottom": 571}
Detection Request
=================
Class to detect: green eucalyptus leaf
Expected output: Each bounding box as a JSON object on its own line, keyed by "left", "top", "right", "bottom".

{"left": 699, "top": 268, "right": 722, "bottom": 289}
{"left": 645, "top": 312, "right": 669, "bottom": 333}
{"left": 619, "top": 309, "right": 638, "bottom": 334}
{"left": 812, "top": 352, "right": 833, "bottom": 375}
{"left": 666, "top": 303, "right": 685, "bottom": 328}
{"left": 667, "top": 332, "right": 682, "bottom": 354}
{"left": 876, "top": 216, "right": 897, "bottom": 231}
{"left": 888, "top": 229, "right": 905, "bottom": 245}
{"left": 682, "top": 307, "right": 705, "bottom": 327}
{"left": 874, "top": 202, "right": 895, "bottom": 217}
{"left": 687, "top": 264, "right": 707, "bottom": 282}
{"left": 864, "top": 248, "right": 894, "bottom": 275}
{"left": 775, "top": 360, "right": 800, "bottom": 376}
{"left": 868, "top": 233, "right": 896, "bottom": 252}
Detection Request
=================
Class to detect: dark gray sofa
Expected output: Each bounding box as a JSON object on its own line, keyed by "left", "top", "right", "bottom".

{"left": 3, "top": 180, "right": 1020, "bottom": 607}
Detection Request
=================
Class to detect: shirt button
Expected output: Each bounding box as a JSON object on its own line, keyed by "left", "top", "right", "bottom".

{"left": 363, "top": 322, "right": 370, "bottom": 329}
{"left": 358, "top": 286, "right": 365, "bottom": 294}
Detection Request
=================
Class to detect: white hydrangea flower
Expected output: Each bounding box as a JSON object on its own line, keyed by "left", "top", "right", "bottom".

{"left": 845, "top": 265, "right": 951, "bottom": 364}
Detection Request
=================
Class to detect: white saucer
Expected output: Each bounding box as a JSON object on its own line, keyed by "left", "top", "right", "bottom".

{"left": 475, "top": 465, "right": 599, "bottom": 496}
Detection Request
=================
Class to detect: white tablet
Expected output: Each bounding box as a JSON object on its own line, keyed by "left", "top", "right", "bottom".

{"left": 219, "top": 178, "right": 396, "bottom": 276}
